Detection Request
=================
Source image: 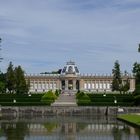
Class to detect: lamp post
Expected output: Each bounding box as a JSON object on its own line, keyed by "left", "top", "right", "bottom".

{"left": 103, "top": 90, "right": 106, "bottom": 97}
{"left": 13, "top": 99, "right": 16, "bottom": 103}
{"left": 113, "top": 96, "right": 117, "bottom": 115}
{"left": 113, "top": 96, "right": 117, "bottom": 104}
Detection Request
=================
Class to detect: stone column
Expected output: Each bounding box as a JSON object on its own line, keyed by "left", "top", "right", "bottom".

{"left": 80, "top": 79, "right": 84, "bottom": 90}
{"left": 58, "top": 80, "right": 61, "bottom": 89}
{"left": 130, "top": 78, "right": 135, "bottom": 92}
{"left": 48, "top": 80, "right": 50, "bottom": 90}
{"left": 90, "top": 81, "right": 92, "bottom": 90}
{"left": 98, "top": 81, "right": 100, "bottom": 91}
{"left": 73, "top": 80, "right": 76, "bottom": 90}
{"left": 52, "top": 80, "right": 54, "bottom": 90}
{"left": 105, "top": 81, "right": 107, "bottom": 90}
{"left": 93, "top": 81, "right": 95, "bottom": 90}
{"left": 65, "top": 80, "right": 68, "bottom": 90}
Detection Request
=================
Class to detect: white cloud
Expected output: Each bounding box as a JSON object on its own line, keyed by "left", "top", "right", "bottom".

{"left": 0, "top": 0, "right": 140, "bottom": 74}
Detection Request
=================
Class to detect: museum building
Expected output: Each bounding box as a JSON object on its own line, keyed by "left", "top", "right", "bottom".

{"left": 26, "top": 61, "right": 135, "bottom": 93}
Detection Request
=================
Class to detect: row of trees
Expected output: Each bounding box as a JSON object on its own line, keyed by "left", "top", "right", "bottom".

{"left": 112, "top": 60, "right": 130, "bottom": 93}
{"left": 0, "top": 62, "right": 29, "bottom": 94}
{"left": 111, "top": 44, "right": 140, "bottom": 94}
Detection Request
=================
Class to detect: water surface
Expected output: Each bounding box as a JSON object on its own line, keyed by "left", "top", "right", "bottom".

{"left": 0, "top": 115, "right": 140, "bottom": 140}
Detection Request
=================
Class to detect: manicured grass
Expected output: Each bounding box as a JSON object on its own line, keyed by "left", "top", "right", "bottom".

{"left": 117, "top": 114, "right": 140, "bottom": 127}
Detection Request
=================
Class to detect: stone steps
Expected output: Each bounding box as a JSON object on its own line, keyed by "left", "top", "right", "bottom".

{"left": 51, "top": 93, "right": 77, "bottom": 107}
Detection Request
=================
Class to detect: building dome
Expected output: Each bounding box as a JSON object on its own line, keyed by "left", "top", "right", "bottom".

{"left": 61, "top": 61, "right": 80, "bottom": 75}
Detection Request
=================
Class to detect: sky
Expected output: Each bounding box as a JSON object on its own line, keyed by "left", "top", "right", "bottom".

{"left": 0, "top": 0, "right": 140, "bottom": 74}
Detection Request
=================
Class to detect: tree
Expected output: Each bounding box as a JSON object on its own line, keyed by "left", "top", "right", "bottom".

{"left": 6, "top": 62, "right": 16, "bottom": 93}
{"left": 0, "top": 72, "right": 6, "bottom": 93}
{"left": 132, "top": 62, "right": 140, "bottom": 95}
{"left": 138, "top": 44, "right": 140, "bottom": 52}
{"left": 112, "top": 60, "right": 122, "bottom": 93}
{"left": 0, "top": 37, "right": 2, "bottom": 63}
{"left": 122, "top": 79, "right": 130, "bottom": 93}
{"left": 132, "top": 62, "right": 140, "bottom": 83}
{"left": 14, "top": 65, "right": 29, "bottom": 94}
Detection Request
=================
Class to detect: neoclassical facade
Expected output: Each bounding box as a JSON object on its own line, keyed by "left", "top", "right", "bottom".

{"left": 26, "top": 61, "right": 135, "bottom": 93}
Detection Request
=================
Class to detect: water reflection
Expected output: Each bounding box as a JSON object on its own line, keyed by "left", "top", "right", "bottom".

{"left": 0, "top": 116, "right": 140, "bottom": 140}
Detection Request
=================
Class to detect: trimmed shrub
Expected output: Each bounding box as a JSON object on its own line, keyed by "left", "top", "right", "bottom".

{"left": 76, "top": 92, "right": 85, "bottom": 99}
{"left": 41, "top": 90, "right": 57, "bottom": 103}
{"left": 55, "top": 90, "right": 59, "bottom": 97}
{"left": 76, "top": 91, "right": 91, "bottom": 105}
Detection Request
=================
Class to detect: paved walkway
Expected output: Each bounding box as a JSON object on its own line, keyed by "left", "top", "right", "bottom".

{"left": 51, "top": 92, "right": 77, "bottom": 107}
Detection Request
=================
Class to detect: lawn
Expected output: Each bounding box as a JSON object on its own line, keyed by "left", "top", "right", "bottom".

{"left": 117, "top": 114, "right": 140, "bottom": 127}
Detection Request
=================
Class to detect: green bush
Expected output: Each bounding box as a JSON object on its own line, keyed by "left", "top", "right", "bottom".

{"left": 79, "top": 94, "right": 90, "bottom": 100}
{"left": 55, "top": 90, "right": 59, "bottom": 97}
{"left": 41, "top": 90, "right": 57, "bottom": 103}
{"left": 76, "top": 91, "right": 85, "bottom": 99}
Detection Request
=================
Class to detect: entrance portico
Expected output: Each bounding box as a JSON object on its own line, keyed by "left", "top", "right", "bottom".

{"left": 61, "top": 79, "right": 80, "bottom": 91}
{"left": 60, "top": 61, "right": 80, "bottom": 92}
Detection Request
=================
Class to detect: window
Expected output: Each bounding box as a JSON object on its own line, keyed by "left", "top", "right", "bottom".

{"left": 99, "top": 83, "right": 102, "bottom": 89}
{"left": 68, "top": 66, "right": 73, "bottom": 73}
{"left": 92, "top": 83, "right": 95, "bottom": 89}
{"left": 107, "top": 83, "right": 110, "bottom": 89}
{"left": 53, "top": 83, "right": 56, "bottom": 89}
{"left": 103, "top": 83, "right": 106, "bottom": 89}
{"left": 84, "top": 83, "right": 87, "bottom": 89}
{"left": 62, "top": 67, "right": 66, "bottom": 73}
{"left": 50, "top": 83, "right": 53, "bottom": 89}
{"left": 46, "top": 83, "right": 48, "bottom": 89}
{"left": 88, "top": 83, "right": 91, "bottom": 89}
{"left": 96, "top": 83, "right": 98, "bottom": 89}
{"left": 75, "top": 66, "right": 79, "bottom": 73}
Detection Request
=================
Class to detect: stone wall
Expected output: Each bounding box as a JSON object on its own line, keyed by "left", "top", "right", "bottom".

{"left": 1, "top": 106, "right": 140, "bottom": 117}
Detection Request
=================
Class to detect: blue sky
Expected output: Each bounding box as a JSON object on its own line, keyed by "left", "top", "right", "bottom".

{"left": 0, "top": 0, "right": 140, "bottom": 74}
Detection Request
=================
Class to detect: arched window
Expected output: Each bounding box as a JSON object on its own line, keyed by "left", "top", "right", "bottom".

{"left": 68, "top": 66, "right": 73, "bottom": 73}
{"left": 62, "top": 67, "right": 66, "bottom": 73}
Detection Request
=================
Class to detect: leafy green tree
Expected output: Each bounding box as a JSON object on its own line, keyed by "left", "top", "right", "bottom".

{"left": 6, "top": 62, "right": 16, "bottom": 93}
{"left": 0, "top": 81, "right": 5, "bottom": 93}
{"left": 14, "top": 65, "right": 29, "bottom": 94}
{"left": 132, "top": 62, "right": 140, "bottom": 83}
{"left": 0, "top": 72, "right": 6, "bottom": 93}
{"left": 122, "top": 79, "right": 130, "bottom": 93}
{"left": 112, "top": 60, "right": 122, "bottom": 93}
{"left": 138, "top": 43, "right": 140, "bottom": 52}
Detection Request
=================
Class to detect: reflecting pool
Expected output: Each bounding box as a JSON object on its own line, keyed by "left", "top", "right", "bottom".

{"left": 0, "top": 115, "right": 140, "bottom": 140}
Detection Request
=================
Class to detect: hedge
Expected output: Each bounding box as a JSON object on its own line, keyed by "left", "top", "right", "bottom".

{"left": 0, "top": 93, "right": 44, "bottom": 98}
{"left": 77, "top": 101, "right": 133, "bottom": 106}
{"left": 0, "top": 102, "right": 51, "bottom": 106}
{"left": 76, "top": 92, "right": 134, "bottom": 106}
{"left": 134, "top": 95, "right": 140, "bottom": 105}
{"left": 0, "top": 93, "right": 51, "bottom": 106}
